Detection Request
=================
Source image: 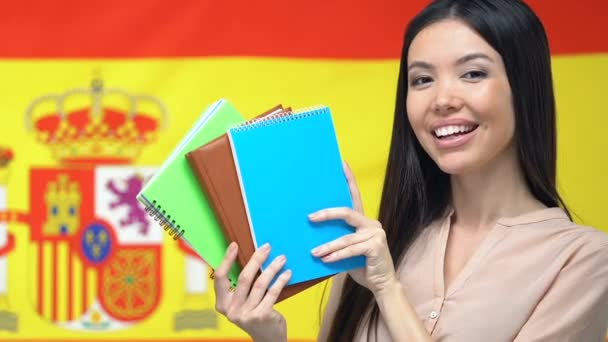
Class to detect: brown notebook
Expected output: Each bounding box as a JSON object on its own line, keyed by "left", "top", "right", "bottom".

{"left": 186, "top": 105, "right": 328, "bottom": 303}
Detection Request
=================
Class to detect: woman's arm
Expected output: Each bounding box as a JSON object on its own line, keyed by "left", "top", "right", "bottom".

{"left": 374, "top": 277, "right": 433, "bottom": 342}
{"left": 311, "top": 162, "right": 432, "bottom": 341}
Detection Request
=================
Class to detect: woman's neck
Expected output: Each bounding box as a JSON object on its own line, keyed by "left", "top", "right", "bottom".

{"left": 449, "top": 145, "right": 546, "bottom": 232}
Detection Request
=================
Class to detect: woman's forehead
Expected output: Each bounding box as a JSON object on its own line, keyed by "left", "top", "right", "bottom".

{"left": 407, "top": 19, "right": 499, "bottom": 64}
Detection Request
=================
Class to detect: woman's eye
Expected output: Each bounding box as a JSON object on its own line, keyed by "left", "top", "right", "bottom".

{"left": 462, "top": 70, "right": 487, "bottom": 79}
{"left": 410, "top": 76, "right": 433, "bottom": 86}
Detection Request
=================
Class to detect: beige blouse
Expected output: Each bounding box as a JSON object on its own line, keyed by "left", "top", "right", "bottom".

{"left": 324, "top": 207, "right": 608, "bottom": 341}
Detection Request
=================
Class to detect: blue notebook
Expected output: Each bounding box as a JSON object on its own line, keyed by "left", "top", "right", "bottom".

{"left": 227, "top": 107, "right": 366, "bottom": 285}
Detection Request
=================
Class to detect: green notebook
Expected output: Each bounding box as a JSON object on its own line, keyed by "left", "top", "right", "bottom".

{"left": 137, "top": 99, "right": 245, "bottom": 288}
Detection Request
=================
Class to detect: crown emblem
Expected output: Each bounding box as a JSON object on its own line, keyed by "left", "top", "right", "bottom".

{"left": 26, "top": 78, "right": 167, "bottom": 166}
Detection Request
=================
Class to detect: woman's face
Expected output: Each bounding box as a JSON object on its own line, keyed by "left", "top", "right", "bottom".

{"left": 406, "top": 19, "right": 515, "bottom": 175}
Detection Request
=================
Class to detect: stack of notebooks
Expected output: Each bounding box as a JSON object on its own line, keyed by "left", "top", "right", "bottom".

{"left": 136, "top": 99, "right": 365, "bottom": 303}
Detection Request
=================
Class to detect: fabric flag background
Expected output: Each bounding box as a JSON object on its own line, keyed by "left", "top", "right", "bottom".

{"left": 0, "top": 0, "right": 606, "bottom": 341}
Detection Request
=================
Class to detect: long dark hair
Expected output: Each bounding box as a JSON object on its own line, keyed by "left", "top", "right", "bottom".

{"left": 326, "top": 0, "right": 571, "bottom": 340}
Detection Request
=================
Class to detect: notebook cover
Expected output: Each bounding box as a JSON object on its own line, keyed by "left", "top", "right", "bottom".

{"left": 187, "top": 105, "right": 285, "bottom": 269}
{"left": 186, "top": 106, "right": 328, "bottom": 302}
{"left": 136, "top": 99, "right": 246, "bottom": 288}
{"left": 227, "top": 106, "right": 366, "bottom": 285}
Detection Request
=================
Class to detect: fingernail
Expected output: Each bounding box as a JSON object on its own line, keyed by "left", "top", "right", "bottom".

{"left": 308, "top": 212, "right": 320, "bottom": 220}
{"left": 322, "top": 254, "right": 334, "bottom": 262}
{"left": 283, "top": 269, "right": 292, "bottom": 277}
{"left": 227, "top": 242, "right": 236, "bottom": 253}
{"left": 260, "top": 243, "right": 270, "bottom": 251}
{"left": 276, "top": 255, "right": 286, "bottom": 263}
{"left": 311, "top": 246, "right": 321, "bottom": 256}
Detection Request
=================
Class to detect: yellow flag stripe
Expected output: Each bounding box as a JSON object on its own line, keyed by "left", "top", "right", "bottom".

{"left": 28, "top": 244, "right": 37, "bottom": 315}
{"left": 87, "top": 267, "right": 97, "bottom": 316}
{"left": 56, "top": 241, "right": 68, "bottom": 322}
{"left": 0, "top": 55, "right": 606, "bottom": 340}
{"left": 71, "top": 251, "right": 83, "bottom": 322}
{"left": 41, "top": 242, "right": 52, "bottom": 321}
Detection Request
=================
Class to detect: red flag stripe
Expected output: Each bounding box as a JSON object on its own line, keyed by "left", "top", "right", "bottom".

{"left": 0, "top": 0, "right": 605, "bottom": 59}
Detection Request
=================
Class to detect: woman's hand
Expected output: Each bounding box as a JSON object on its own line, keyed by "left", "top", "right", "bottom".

{"left": 214, "top": 242, "right": 292, "bottom": 342}
{"left": 309, "top": 162, "right": 397, "bottom": 295}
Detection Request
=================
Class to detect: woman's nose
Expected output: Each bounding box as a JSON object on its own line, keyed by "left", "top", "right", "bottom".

{"left": 432, "top": 81, "right": 464, "bottom": 115}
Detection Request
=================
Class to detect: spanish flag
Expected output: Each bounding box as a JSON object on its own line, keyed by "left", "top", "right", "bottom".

{"left": 0, "top": 1, "right": 606, "bottom": 341}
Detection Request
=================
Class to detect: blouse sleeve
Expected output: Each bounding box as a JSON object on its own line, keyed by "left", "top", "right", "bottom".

{"left": 514, "top": 240, "right": 608, "bottom": 341}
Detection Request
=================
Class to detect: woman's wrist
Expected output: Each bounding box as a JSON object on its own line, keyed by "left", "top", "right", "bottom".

{"left": 372, "top": 274, "right": 402, "bottom": 300}
{"left": 372, "top": 275, "right": 433, "bottom": 341}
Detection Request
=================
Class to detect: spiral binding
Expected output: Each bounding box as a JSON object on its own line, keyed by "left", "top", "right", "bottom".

{"left": 226, "top": 109, "right": 290, "bottom": 132}
{"left": 143, "top": 199, "right": 185, "bottom": 241}
{"left": 142, "top": 198, "right": 238, "bottom": 289}
{"left": 229, "top": 105, "right": 329, "bottom": 133}
{"left": 236, "top": 109, "right": 292, "bottom": 127}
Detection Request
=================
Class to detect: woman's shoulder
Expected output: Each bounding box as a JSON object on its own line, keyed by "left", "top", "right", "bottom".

{"left": 500, "top": 207, "right": 608, "bottom": 269}
{"left": 556, "top": 222, "right": 608, "bottom": 256}
{"left": 502, "top": 207, "right": 608, "bottom": 246}
{"left": 555, "top": 220, "right": 607, "bottom": 251}
{"left": 541, "top": 220, "right": 608, "bottom": 290}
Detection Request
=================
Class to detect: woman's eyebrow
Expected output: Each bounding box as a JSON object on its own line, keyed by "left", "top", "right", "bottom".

{"left": 407, "top": 61, "right": 434, "bottom": 72}
{"left": 456, "top": 52, "right": 493, "bottom": 65}
{"left": 408, "top": 52, "right": 494, "bottom": 72}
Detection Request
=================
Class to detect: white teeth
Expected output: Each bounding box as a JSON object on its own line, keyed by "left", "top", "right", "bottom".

{"left": 434, "top": 125, "right": 474, "bottom": 137}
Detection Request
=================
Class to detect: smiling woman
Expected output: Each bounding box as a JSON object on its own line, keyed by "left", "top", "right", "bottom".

{"left": 0, "top": 0, "right": 605, "bottom": 341}
{"left": 316, "top": 1, "right": 608, "bottom": 341}
{"left": 406, "top": 20, "right": 518, "bottom": 176}
{"left": 211, "top": 0, "right": 608, "bottom": 341}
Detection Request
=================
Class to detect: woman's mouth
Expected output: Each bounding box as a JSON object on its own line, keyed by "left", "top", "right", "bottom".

{"left": 433, "top": 124, "right": 478, "bottom": 140}
{"left": 431, "top": 124, "right": 479, "bottom": 148}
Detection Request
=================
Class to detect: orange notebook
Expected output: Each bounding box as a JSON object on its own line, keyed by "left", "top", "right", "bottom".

{"left": 186, "top": 105, "right": 328, "bottom": 302}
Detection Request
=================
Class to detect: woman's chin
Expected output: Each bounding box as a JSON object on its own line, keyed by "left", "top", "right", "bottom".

{"left": 434, "top": 157, "right": 476, "bottom": 175}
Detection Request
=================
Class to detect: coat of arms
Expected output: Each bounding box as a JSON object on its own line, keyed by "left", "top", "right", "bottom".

{"left": 0, "top": 78, "right": 218, "bottom": 333}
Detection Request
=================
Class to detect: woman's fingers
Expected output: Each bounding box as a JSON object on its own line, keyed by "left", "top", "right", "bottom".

{"left": 309, "top": 207, "right": 380, "bottom": 230}
{"left": 319, "top": 240, "right": 373, "bottom": 263}
{"left": 255, "top": 269, "right": 292, "bottom": 312}
{"left": 231, "top": 243, "right": 271, "bottom": 307}
{"left": 319, "top": 229, "right": 387, "bottom": 263}
{"left": 343, "top": 161, "right": 364, "bottom": 214}
{"left": 243, "top": 254, "right": 287, "bottom": 310}
{"left": 214, "top": 242, "right": 239, "bottom": 293}
{"left": 311, "top": 231, "right": 372, "bottom": 257}
{"left": 214, "top": 242, "right": 239, "bottom": 313}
